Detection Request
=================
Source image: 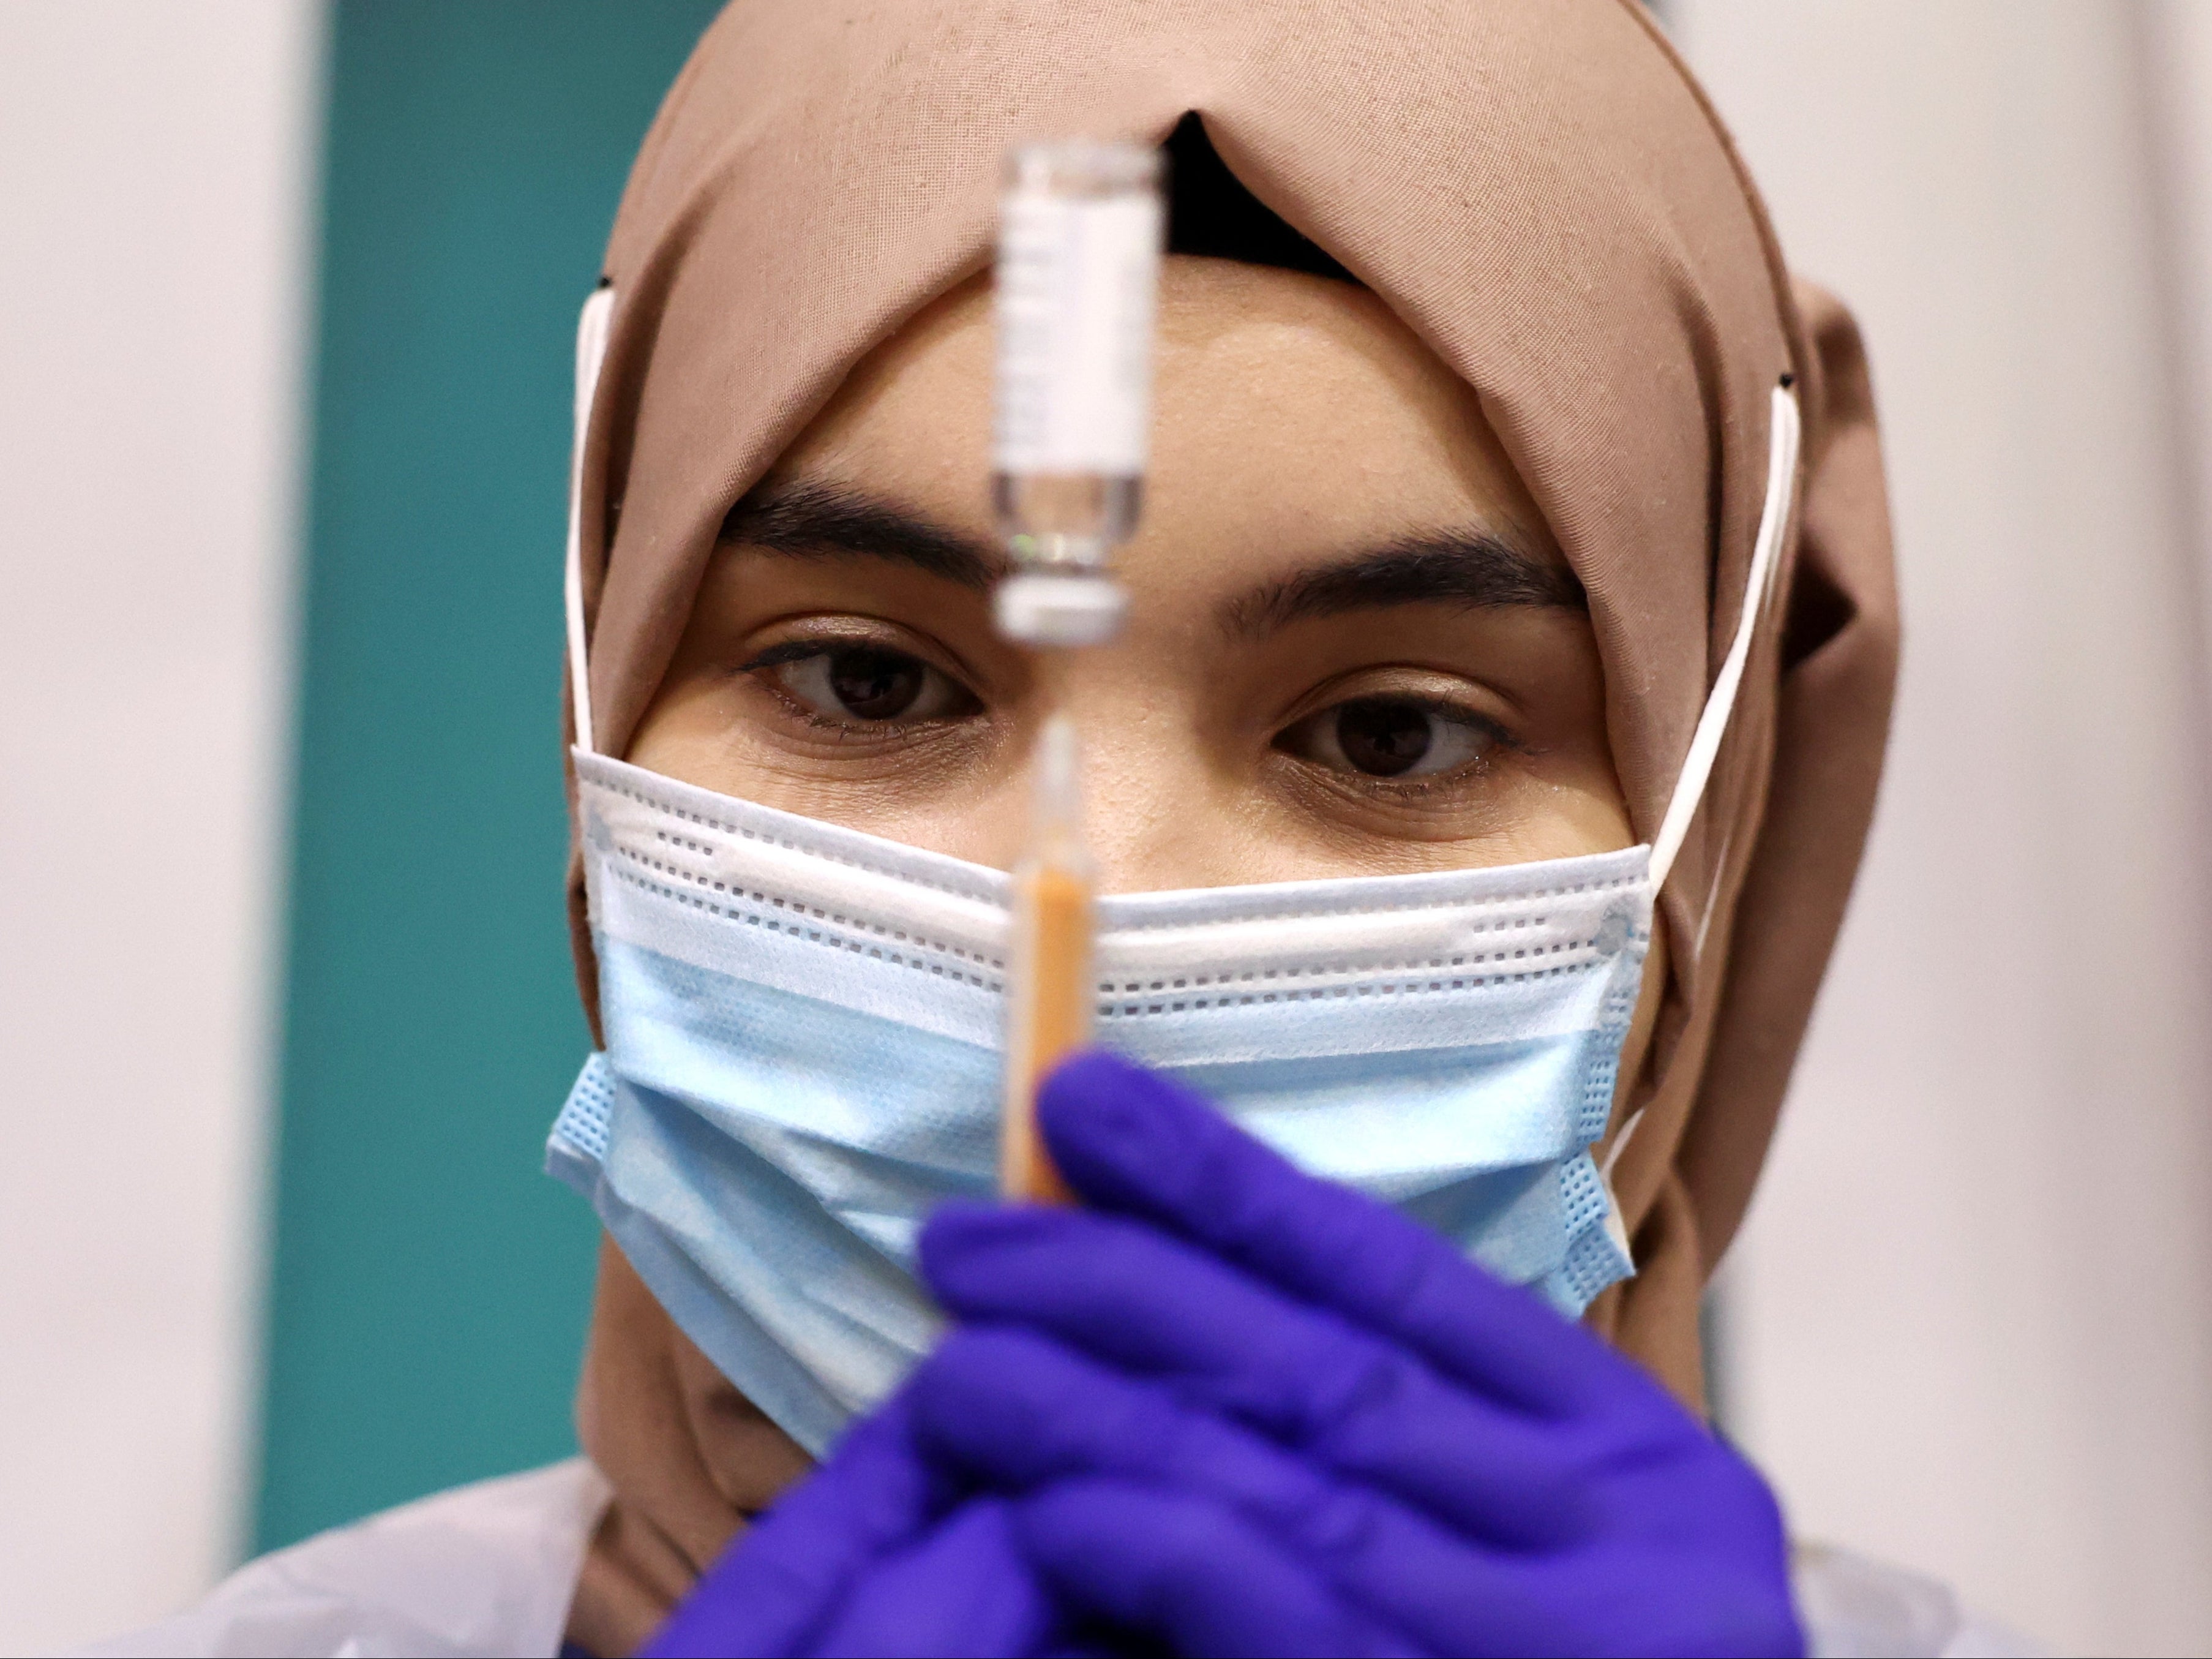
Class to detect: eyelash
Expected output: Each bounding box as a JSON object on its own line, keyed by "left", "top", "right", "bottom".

{"left": 1311, "top": 698, "right": 1520, "bottom": 799}
{"left": 738, "top": 638, "right": 978, "bottom": 739}
{"left": 737, "top": 639, "right": 1524, "bottom": 790}
{"left": 741, "top": 641, "right": 901, "bottom": 734}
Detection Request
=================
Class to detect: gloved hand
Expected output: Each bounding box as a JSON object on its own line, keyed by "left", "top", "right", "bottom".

{"left": 640, "top": 1395, "right": 1065, "bottom": 1658}
{"left": 903, "top": 1051, "right": 1805, "bottom": 1659}
{"left": 648, "top": 1050, "right": 1804, "bottom": 1658}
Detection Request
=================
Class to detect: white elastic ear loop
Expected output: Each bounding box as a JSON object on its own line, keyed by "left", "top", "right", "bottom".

{"left": 565, "top": 284, "right": 615, "bottom": 756}
{"left": 1646, "top": 383, "right": 1802, "bottom": 890}
{"left": 1599, "top": 385, "right": 1800, "bottom": 1225}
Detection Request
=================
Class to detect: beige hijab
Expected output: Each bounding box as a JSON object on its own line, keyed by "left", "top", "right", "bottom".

{"left": 557, "top": 1, "right": 1899, "bottom": 1648}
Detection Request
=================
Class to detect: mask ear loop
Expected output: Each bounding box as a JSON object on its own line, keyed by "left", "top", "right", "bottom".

{"left": 1647, "top": 382, "right": 1802, "bottom": 890}
{"left": 1599, "top": 382, "right": 1801, "bottom": 1249}
{"left": 565, "top": 283, "right": 616, "bottom": 758}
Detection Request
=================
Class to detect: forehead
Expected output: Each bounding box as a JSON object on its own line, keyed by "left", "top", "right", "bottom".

{"left": 778, "top": 255, "right": 1559, "bottom": 570}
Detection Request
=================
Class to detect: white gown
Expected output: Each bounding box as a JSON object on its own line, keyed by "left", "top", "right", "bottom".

{"left": 82, "top": 1460, "right": 2041, "bottom": 1659}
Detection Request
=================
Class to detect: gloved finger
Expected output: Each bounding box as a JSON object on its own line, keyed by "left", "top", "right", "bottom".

{"left": 1018, "top": 1469, "right": 1716, "bottom": 1659}
{"left": 1033, "top": 1051, "right": 1636, "bottom": 1414}
{"left": 920, "top": 1208, "right": 1592, "bottom": 1544}
{"left": 914, "top": 1325, "right": 1515, "bottom": 1575}
{"left": 643, "top": 1393, "right": 952, "bottom": 1658}
{"left": 912, "top": 1325, "right": 1607, "bottom": 1651}
{"left": 803, "top": 1497, "right": 1059, "bottom": 1659}
{"left": 1011, "top": 1478, "right": 1422, "bottom": 1659}
{"left": 910, "top": 1336, "right": 1794, "bottom": 1657}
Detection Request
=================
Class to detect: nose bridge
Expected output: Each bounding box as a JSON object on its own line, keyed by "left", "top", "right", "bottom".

{"left": 1071, "top": 721, "right": 1232, "bottom": 895}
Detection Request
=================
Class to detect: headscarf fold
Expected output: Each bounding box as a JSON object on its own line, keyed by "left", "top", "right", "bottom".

{"left": 557, "top": 2, "right": 1899, "bottom": 1646}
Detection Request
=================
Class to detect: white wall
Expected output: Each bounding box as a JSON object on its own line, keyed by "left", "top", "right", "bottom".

{"left": 2149, "top": 1, "right": 2212, "bottom": 662}
{"left": 1674, "top": 4, "right": 2212, "bottom": 1653}
{"left": 0, "top": 3, "right": 317, "bottom": 1652}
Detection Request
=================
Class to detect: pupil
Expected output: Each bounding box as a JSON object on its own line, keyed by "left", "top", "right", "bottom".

{"left": 827, "top": 648, "right": 924, "bottom": 720}
{"left": 1335, "top": 699, "right": 1432, "bottom": 777}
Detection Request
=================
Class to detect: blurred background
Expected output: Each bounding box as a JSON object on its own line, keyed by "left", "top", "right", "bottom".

{"left": 2, "top": 1, "right": 2210, "bottom": 1652}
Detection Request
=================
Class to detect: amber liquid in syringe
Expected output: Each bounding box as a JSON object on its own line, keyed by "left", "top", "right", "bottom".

{"left": 999, "top": 716, "right": 1093, "bottom": 1203}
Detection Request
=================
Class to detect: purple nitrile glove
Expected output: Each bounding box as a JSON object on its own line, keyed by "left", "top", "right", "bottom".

{"left": 641, "top": 1394, "right": 1065, "bottom": 1658}
{"left": 905, "top": 1051, "right": 1805, "bottom": 1659}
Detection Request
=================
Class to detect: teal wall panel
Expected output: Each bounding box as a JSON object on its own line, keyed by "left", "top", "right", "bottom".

{"left": 260, "top": 0, "right": 722, "bottom": 1552}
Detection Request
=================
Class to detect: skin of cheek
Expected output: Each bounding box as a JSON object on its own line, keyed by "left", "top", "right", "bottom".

{"left": 629, "top": 257, "right": 1636, "bottom": 889}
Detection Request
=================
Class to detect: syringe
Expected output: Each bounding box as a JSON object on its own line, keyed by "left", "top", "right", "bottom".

{"left": 992, "top": 138, "right": 1163, "bottom": 1202}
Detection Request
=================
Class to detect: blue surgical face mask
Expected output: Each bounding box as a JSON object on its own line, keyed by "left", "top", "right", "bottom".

{"left": 547, "top": 290, "right": 1801, "bottom": 1456}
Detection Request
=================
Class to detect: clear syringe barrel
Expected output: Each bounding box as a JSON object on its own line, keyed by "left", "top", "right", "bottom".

{"left": 992, "top": 140, "right": 1163, "bottom": 647}
{"left": 1000, "top": 715, "right": 1092, "bottom": 1204}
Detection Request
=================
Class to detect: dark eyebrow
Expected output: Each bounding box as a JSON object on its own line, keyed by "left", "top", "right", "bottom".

{"left": 1218, "top": 530, "right": 1586, "bottom": 639}
{"left": 718, "top": 478, "right": 1007, "bottom": 590}
{"left": 720, "top": 483, "right": 1580, "bottom": 633}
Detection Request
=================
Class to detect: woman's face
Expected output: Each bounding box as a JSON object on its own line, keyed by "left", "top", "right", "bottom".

{"left": 631, "top": 256, "right": 1635, "bottom": 892}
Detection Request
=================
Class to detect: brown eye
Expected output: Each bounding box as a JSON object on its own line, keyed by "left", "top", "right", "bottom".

{"left": 1278, "top": 696, "right": 1498, "bottom": 780}
{"left": 825, "top": 647, "right": 924, "bottom": 718}
{"left": 1335, "top": 699, "right": 1433, "bottom": 775}
{"left": 760, "top": 644, "right": 976, "bottom": 724}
